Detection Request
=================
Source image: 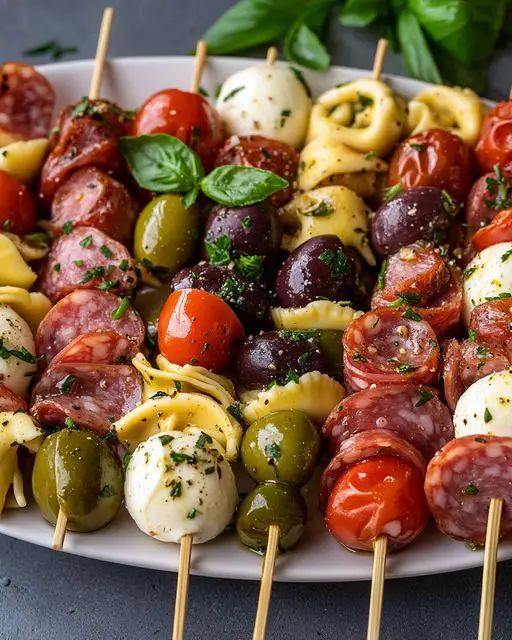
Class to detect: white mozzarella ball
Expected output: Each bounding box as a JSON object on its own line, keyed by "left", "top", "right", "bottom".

{"left": 124, "top": 431, "right": 238, "bottom": 544}
{"left": 216, "top": 65, "right": 311, "bottom": 148}
{"left": 0, "top": 304, "right": 36, "bottom": 398}
{"left": 463, "top": 242, "right": 512, "bottom": 324}
{"left": 454, "top": 368, "right": 512, "bottom": 438}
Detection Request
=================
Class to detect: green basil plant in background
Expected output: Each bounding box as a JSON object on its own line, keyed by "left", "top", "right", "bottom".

{"left": 201, "top": 0, "right": 512, "bottom": 93}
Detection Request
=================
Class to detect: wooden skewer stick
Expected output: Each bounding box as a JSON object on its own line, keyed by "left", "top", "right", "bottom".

{"left": 266, "top": 46, "right": 278, "bottom": 66}
{"left": 372, "top": 38, "right": 388, "bottom": 81}
{"left": 478, "top": 497, "right": 503, "bottom": 640}
{"left": 367, "top": 535, "right": 388, "bottom": 640}
{"left": 190, "top": 40, "right": 208, "bottom": 94}
{"left": 53, "top": 9, "right": 115, "bottom": 551}
{"left": 252, "top": 524, "right": 280, "bottom": 640}
{"left": 89, "top": 7, "right": 114, "bottom": 100}
{"left": 172, "top": 534, "right": 193, "bottom": 640}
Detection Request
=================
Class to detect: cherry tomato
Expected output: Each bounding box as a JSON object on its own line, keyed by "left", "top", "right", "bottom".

{"left": 214, "top": 135, "right": 298, "bottom": 207}
{"left": 472, "top": 208, "right": 512, "bottom": 252}
{"left": 388, "top": 128, "right": 474, "bottom": 203}
{"left": 0, "top": 169, "right": 37, "bottom": 233}
{"left": 131, "top": 89, "right": 224, "bottom": 169}
{"left": 465, "top": 167, "right": 512, "bottom": 235}
{"left": 475, "top": 99, "right": 512, "bottom": 174}
{"left": 325, "top": 455, "right": 429, "bottom": 552}
{"left": 158, "top": 288, "right": 245, "bottom": 372}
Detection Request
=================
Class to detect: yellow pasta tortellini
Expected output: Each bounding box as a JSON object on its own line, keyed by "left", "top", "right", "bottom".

{"left": 3, "top": 232, "right": 50, "bottom": 262}
{"left": 307, "top": 79, "right": 406, "bottom": 154}
{"left": 240, "top": 371, "right": 345, "bottom": 425}
{"left": 113, "top": 393, "right": 242, "bottom": 461}
{"left": 298, "top": 136, "right": 388, "bottom": 198}
{"left": 280, "top": 185, "right": 375, "bottom": 265}
{"left": 0, "top": 287, "right": 52, "bottom": 333}
{"left": 0, "top": 235, "right": 37, "bottom": 289}
{"left": 271, "top": 301, "right": 362, "bottom": 331}
{"left": 0, "top": 138, "right": 49, "bottom": 183}
{"left": 405, "top": 86, "right": 484, "bottom": 147}
{"left": 0, "top": 412, "right": 42, "bottom": 513}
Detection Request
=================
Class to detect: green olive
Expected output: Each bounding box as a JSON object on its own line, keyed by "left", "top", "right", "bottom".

{"left": 134, "top": 194, "right": 200, "bottom": 273}
{"left": 236, "top": 483, "right": 306, "bottom": 552}
{"left": 241, "top": 410, "right": 320, "bottom": 485}
{"left": 32, "top": 429, "right": 123, "bottom": 533}
{"left": 317, "top": 330, "right": 343, "bottom": 380}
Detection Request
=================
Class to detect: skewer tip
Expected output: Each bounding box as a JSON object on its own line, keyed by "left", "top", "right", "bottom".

{"left": 252, "top": 523, "right": 280, "bottom": 640}
{"left": 190, "top": 40, "right": 208, "bottom": 94}
{"left": 172, "top": 533, "right": 193, "bottom": 640}
{"left": 266, "top": 46, "right": 278, "bottom": 66}
{"left": 52, "top": 510, "right": 68, "bottom": 551}
{"left": 372, "top": 38, "right": 388, "bottom": 81}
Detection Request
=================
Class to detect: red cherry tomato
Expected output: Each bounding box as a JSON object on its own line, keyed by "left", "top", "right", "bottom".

{"left": 0, "top": 169, "right": 37, "bottom": 233}
{"left": 325, "top": 455, "right": 429, "bottom": 552}
{"left": 472, "top": 208, "right": 512, "bottom": 252}
{"left": 465, "top": 167, "right": 512, "bottom": 235}
{"left": 131, "top": 89, "right": 224, "bottom": 169}
{"left": 476, "top": 99, "right": 512, "bottom": 174}
{"left": 388, "top": 128, "right": 474, "bottom": 203}
{"left": 214, "top": 135, "right": 298, "bottom": 207}
{"left": 158, "top": 289, "right": 245, "bottom": 372}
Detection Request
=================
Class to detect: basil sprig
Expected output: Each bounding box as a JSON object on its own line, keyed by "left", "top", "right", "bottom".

{"left": 120, "top": 134, "right": 287, "bottom": 208}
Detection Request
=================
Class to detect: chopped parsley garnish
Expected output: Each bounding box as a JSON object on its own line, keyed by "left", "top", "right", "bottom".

{"left": 409, "top": 143, "right": 426, "bottom": 152}
{"left": 476, "top": 345, "right": 488, "bottom": 358}
{"left": 353, "top": 350, "right": 367, "bottom": 362}
{"left": 463, "top": 266, "right": 477, "bottom": 280}
{"left": 159, "top": 434, "right": 173, "bottom": 446}
{"left": 73, "top": 259, "right": 84, "bottom": 267}
{"left": 2, "top": 219, "right": 11, "bottom": 231}
{"left": 170, "top": 451, "right": 196, "bottom": 464}
{"left": 485, "top": 293, "right": 512, "bottom": 301}
{"left": 396, "top": 362, "right": 417, "bottom": 374}
{"left": 71, "top": 96, "right": 90, "bottom": 118}
{"left": 122, "top": 452, "right": 132, "bottom": 472}
{"left": 384, "top": 184, "right": 403, "bottom": 202}
{"left": 389, "top": 292, "right": 421, "bottom": 307}
{"left": 278, "top": 329, "right": 320, "bottom": 342}
{"left": 64, "top": 417, "right": 76, "bottom": 429}
{"left": 98, "top": 279, "right": 119, "bottom": 292}
{"left": 298, "top": 352, "right": 310, "bottom": 366}
{"left": 187, "top": 509, "right": 199, "bottom": 519}
{"left": 150, "top": 391, "right": 170, "bottom": 400}
{"left": 196, "top": 432, "right": 213, "bottom": 449}
{"left": 223, "top": 86, "right": 244, "bottom": 101}
{"left": 58, "top": 374, "right": 76, "bottom": 395}
{"left": 290, "top": 66, "right": 312, "bottom": 97}
{"left": 415, "top": 390, "right": 433, "bottom": 407}
{"left": 484, "top": 407, "right": 493, "bottom": 423}
{"left": 319, "top": 248, "right": 350, "bottom": 277}
{"left": 79, "top": 234, "right": 94, "bottom": 249}
{"left": 484, "top": 164, "right": 512, "bottom": 210}
{"left": 364, "top": 151, "right": 380, "bottom": 159}
{"left": 218, "top": 277, "right": 246, "bottom": 303}
{"left": 227, "top": 402, "right": 244, "bottom": 423}
{"left": 376, "top": 259, "right": 388, "bottom": 291}
{"left": 169, "top": 480, "right": 182, "bottom": 498}
{"left": 79, "top": 266, "right": 105, "bottom": 284}
{"left": 463, "top": 483, "right": 479, "bottom": 496}
{"left": 402, "top": 308, "right": 422, "bottom": 321}
{"left": 118, "top": 259, "right": 129, "bottom": 272}
{"left": 357, "top": 94, "right": 373, "bottom": 109}
{"left": 53, "top": 262, "right": 61, "bottom": 272}
{"left": 465, "top": 541, "right": 484, "bottom": 552}
{"left": 111, "top": 297, "right": 130, "bottom": 320}
{"left": 241, "top": 216, "right": 253, "bottom": 229}
{"left": 62, "top": 220, "right": 74, "bottom": 234}
{"left": 99, "top": 244, "right": 113, "bottom": 258}
{"left": 205, "top": 235, "right": 232, "bottom": 266}
{"left": 441, "top": 190, "right": 459, "bottom": 217}
{"left": 99, "top": 484, "right": 116, "bottom": 498}
{"left": 285, "top": 369, "right": 300, "bottom": 384}
{"left": 0, "top": 340, "right": 37, "bottom": 364}
{"left": 264, "top": 442, "right": 281, "bottom": 460}
{"left": 280, "top": 109, "right": 291, "bottom": 127}
{"left": 301, "top": 200, "right": 334, "bottom": 217}
{"left": 235, "top": 254, "right": 265, "bottom": 280}
{"left": 174, "top": 380, "right": 182, "bottom": 392}
{"left": 468, "top": 329, "right": 478, "bottom": 342}
{"left": 502, "top": 248, "right": 512, "bottom": 262}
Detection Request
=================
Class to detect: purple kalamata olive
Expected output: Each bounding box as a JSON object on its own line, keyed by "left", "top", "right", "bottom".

{"left": 371, "top": 186, "right": 456, "bottom": 257}
{"left": 275, "top": 235, "right": 363, "bottom": 308}
{"left": 202, "top": 203, "right": 281, "bottom": 260}
{"left": 171, "top": 262, "right": 270, "bottom": 325}
{"left": 236, "top": 330, "right": 327, "bottom": 389}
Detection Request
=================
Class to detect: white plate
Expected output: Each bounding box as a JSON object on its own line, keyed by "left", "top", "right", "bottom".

{"left": 0, "top": 56, "right": 507, "bottom": 582}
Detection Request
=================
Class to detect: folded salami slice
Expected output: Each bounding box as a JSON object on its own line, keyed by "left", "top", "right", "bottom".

{"left": 31, "top": 363, "right": 143, "bottom": 435}
{"left": 319, "top": 429, "right": 426, "bottom": 511}
{"left": 323, "top": 384, "right": 453, "bottom": 460}
{"left": 342, "top": 307, "right": 440, "bottom": 394}
{"left": 39, "top": 226, "right": 138, "bottom": 303}
{"left": 0, "top": 383, "right": 27, "bottom": 413}
{"left": 0, "top": 62, "right": 55, "bottom": 143}
{"left": 470, "top": 298, "right": 512, "bottom": 343}
{"left": 36, "top": 290, "right": 145, "bottom": 369}
{"left": 51, "top": 167, "right": 137, "bottom": 244}
{"left": 443, "top": 338, "right": 510, "bottom": 412}
{"left": 52, "top": 330, "right": 139, "bottom": 366}
{"left": 425, "top": 435, "right": 512, "bottom": 543}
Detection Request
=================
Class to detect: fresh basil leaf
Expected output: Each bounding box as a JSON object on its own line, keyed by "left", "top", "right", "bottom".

{"left": 397, "top": 10, "right": 442, "bottom": 84}
{"left": 339, "top": 0, "right": 385, "bottom": 26}
{"left": 433, "top": 44, "right": 487, "bottom": 94}
{"left": 409, "top": 0, "right": 507, "bottom": 67}
{"left": 120, "top": 134, "right": 203, "bottom": 193}
{"left": 284, "top": 23, "right": 330, "bottom": 70}
{"left": 201, "top": 166, "right": 288, "bottom": 207}
{"left": 202, "top": 0, "right": 310, "bottom": 54}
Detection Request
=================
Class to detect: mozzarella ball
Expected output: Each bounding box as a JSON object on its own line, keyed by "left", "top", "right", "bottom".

{"left": 454, "top": 369, "right": 512, "bottom": 438}
{"left": 216, "top": 65, "right": 311, "bottom": 148}
{"left": 124, "top": 431, "right": 238, "bottom": 544}
{"left": 0, "top": 304, "right": 36, "bottom": 397}
{"left": 463, "top": 242, "right": 512, "bottom": 324}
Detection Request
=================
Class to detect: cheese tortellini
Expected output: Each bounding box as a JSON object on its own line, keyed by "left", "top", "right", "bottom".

{"left": 0, "top": 287, "right": 52, "bottom": 333}
{"left": 240, "top": 371, "right": 345, "bottom": 425}
{"left": 0, "top": 138, "right": 49, "bottom": 183}
{"left": 271, "top": 300, "right": 362, "bottom": 331}
{"left": 0, "top": 235, "right": 37, "bottom": 289}
{"left": 0, "top": 412, "right": 42, "bottom": 513}
{"left": 307, "top": 78, "right": 406, "bottom": 154}
{"left": 279, "top": 185, "right": 375, "bottom": 265}
{"left": 405, "top": 86, "right": 484, "bottom": 147}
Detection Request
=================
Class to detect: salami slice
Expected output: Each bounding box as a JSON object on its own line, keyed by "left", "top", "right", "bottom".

{"left": 39, "top": 98, "right": 131, "bottom": 207}
{"left": 52, "top": 330, "right": 139, "bottom": 366}
{"left": 0, "top": 62, "right": 55, "bottom": 144}
{"left": 0, "top": 383, "right": 26, "bottom": 413}
{"left": 31, "top": 362, "right": 143, "bottom": 435}
{"left": 470, "top": 298, "right": 512, "bottom": 343}
{"left": 39, "top": 226, "right": 138, "bottom": 303}
{"left": 323, "top": 384, "right": 453, "bottom": 460}
{"left": 442, "top": 338, "right": 510, "bottom": 412}
{"left": 36, "top": 289, "right": 145, "bottom": 369}
{"left": 51, "top": 167, "right": 138, "bottom": 244}
{"left": 425, "top": 435, "right": 512, "bottom": 543}
{"left": 342, "top": 308, "right": 440, "bottom": 394}
{"left": 319, "top": 429, "right": 426, "bottom": 511}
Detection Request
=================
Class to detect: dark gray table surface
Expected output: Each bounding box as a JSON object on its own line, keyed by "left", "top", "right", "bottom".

{"left": 1, "top": 1, "right": 512, "bottom": 638}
